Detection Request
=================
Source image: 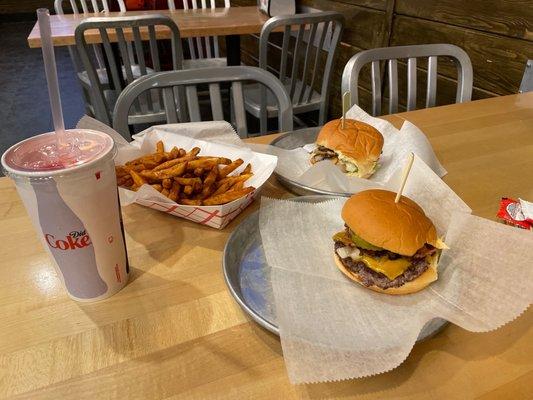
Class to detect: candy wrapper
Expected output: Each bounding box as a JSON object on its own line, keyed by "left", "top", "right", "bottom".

{"left": 76, "top": 117, "right": 277, "bottom": 229}
{"left": 497, "top": 198, "right": 532, "bottom": 229}
{"left": 258, "top": 157, "right": 533, "bottom": 384}
{"left": 248, "top": 104, "right": 446, "bottom": 194}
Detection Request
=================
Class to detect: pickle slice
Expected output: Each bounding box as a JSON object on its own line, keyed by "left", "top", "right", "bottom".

{"left": 332, "top": 230, "right": 383, "bottom": 251}
{"left": 350, "top": 232, "right": 383, "bottom": 251}
{"left": 332, "top": 231, "right": 352, "bottom": 246}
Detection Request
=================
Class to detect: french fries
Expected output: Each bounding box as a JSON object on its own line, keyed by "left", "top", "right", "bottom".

{"left": 219, "top": 159, "right": 244, "bottom": 178}
{"left": 203, "top": 187, "right": 255, "bottom": 206}
{"left": 129, "top": 169, "right": 147, "bottom": 187}
{"left": 169, "top": 181, "right": 180, "bottom": 202}
{"left": 174, "top": 177, "right": 201, "bottom": 186}
{"left": 140, "top": 162, "right": 187, "bottom": 180}
{"left": 152, "top": 147, "right": 200, "bottom": 171}
{"left": 116, "top": 142, "right": 255, "bottom": 206}
{"left": 162, "top": 178, "right": 172, "bottom": 189}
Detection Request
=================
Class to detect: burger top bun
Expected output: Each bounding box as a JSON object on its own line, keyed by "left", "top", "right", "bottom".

{"left": 316, "top": 119, "right": 384, "bottom": 164}
{"left": 341, "top": 189, "right": 438, "bottom": 257}
{"left": 334, "top": 253, "right": 438, "bottom": 295}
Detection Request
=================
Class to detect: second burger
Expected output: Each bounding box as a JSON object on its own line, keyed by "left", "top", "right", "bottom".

{"left": 310, "top": 119, "right": 384, "bottom": 179}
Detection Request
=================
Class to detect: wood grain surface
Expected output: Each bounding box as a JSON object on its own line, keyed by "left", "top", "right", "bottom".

{"left": 0, "top": 94, "right": 532, "bottom": 399}
{"left": 27, "top": 6, "right": 270, "bottom": 48}
{"left": 390, "top": 15, "right": 533, "bottom": 96}
{"left": 395, "top": 0, "right": 533, "bottom": 40}
{"left": 237, "top": 0, "right": 532, "bottom": 118}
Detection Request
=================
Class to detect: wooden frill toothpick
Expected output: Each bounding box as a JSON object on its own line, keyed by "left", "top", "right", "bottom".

{"left": 341, "top": 91, "right": 350, "bottom": 129}
{"left": 395, "top": 153, "right": 415, "bottom": 203}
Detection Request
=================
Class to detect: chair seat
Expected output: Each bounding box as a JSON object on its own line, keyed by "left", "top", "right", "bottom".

{"left": 77, "top": 65, "right": 154, "bottom": 87}
{"left": 243, "top": 80, "right": 321, "bottom": 118}
{"left": 104, "top": 90, "right": 167, "bottom": 125}
{"left": 183, "top": 57, "right": 228, "bottom": 69}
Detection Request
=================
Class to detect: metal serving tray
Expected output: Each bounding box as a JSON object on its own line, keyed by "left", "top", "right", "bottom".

{"left": 270, "top": 127, "right": 353, "bottom": 197}
{"left": 222, "top": 195, "right": 448, "bottom": 340}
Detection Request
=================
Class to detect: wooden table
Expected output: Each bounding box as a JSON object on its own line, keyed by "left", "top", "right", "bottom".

{"left": 27, "top": 6, "right": 268, "bottom": 67}
{"left": 27, "top": 6, "right": 268, "bottom": 48}
{"left": 1, "top": 94, "right": 532, "bottom": 399}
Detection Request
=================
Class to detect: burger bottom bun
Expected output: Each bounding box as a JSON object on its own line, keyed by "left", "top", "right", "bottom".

{"left": 334, "top": 253, "right": 438, "bottom": 295}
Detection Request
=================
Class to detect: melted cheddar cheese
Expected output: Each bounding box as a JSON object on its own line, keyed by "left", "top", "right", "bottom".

{"left": 435, "top": 238, "right": 449, "bottom": 250}
{"left": 359, "top": 255, "right": 411, "bottom": 281}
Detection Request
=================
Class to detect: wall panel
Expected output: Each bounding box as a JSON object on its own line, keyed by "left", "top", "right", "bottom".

{"left": 234, "top": 0, "right": 531, "bottom": 117}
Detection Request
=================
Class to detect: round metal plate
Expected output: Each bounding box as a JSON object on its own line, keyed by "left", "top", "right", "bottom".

{"left": 270, "top": 128, "right": 353, "bottom": 197}
{"left": 222, "top": 195, "right": 448, "bottom": 340}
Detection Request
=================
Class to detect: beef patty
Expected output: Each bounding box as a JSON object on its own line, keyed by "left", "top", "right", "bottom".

{"left": 311, "top": 145, "right": 337, "bottom": 164}
{"left": 334, "top": 241, "right": 433, "bottom": 289}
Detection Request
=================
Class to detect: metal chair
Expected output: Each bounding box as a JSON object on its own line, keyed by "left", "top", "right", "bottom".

{"left": 55, "top": 0, "right": 128, "bottom": 115}
{"left": 168, "top": 0, "right": 229, "bottom": 69}
{"left": 519, "top": 60, "right": 533, "bottom": 93}
{"left": 244, "top": 11, "right": 344, "bottom": 134}
{"left": 341, "top": 44, "right": 473, "bottom": 116}
{"left": 75, "top": 15, "right": 184, "bottom": 127}
{"left": 113, "top": 66, "right": 293, "bottom": 139}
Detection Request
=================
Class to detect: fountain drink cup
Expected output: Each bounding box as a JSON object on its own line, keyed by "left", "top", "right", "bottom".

{"left": 2, "top": 129, "right": 129, "bottom": 302}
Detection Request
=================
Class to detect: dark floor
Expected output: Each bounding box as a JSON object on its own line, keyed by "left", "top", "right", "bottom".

{"left": 0, "top": 19, "right": 315, "bottom": 162}
{"left": 0, "top": 20, "right": 85, "bottom": 157}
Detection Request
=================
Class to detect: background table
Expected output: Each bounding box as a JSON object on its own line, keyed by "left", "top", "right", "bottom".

{"left": 27, "top": 6, "right": 268, "bottom": 47}
{"left": 1, "top": 94, "right": 532, "bottom": 399}
{"left": 27, "top": 6, "right": 269, "bottom": 66}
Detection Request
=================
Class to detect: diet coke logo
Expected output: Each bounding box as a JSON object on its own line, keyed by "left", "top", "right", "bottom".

{"left": 45, "top": 230, "right": 92, "bottom": 250}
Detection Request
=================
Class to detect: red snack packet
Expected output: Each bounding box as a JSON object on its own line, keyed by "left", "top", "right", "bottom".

{"left": 497, "top": 198, "right": 532, "bottom": 230}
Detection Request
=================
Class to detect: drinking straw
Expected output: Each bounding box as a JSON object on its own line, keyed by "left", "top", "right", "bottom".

{"left": 37, "top": 8, "right": 66, "bottom": 146}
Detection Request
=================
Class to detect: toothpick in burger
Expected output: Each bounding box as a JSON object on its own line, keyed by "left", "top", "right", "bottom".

{"left": 310, "top": 119, "right": 384, "bottom": 179}
{"left": 333, "top": 189, "right": 448, "bottom": 295}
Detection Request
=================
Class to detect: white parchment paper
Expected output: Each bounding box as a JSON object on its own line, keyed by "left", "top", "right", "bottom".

{"left": 248, "top": 103, "right": 446, "bottom": 193}
{"left": 519, "top": 198, "right": 533, "bottom": 221}
{"left": 258, "top": 158, "right": 533, "bottom": 384}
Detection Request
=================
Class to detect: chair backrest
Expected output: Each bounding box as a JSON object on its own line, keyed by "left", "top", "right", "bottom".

{"left": 519, "top": 60, "right": 533, "bottom": 93}
{"left": 113, "top": 66, "right": 293, "bottom": 139}
{"left": 259, "top": 11, "right": 344, "bottom": 124}
{"left": 75, "top": 15, "right": 184, "bottom": 125}
{"left": 54, "top": 0, "right": 125, "bottom": 14}
{"left": 341, "top": 44, "right": 473, "bottom": 116}
{"left": 168, "top": 0, "right": 230, "bottom": 60}
{"left": 55, "top": 0, "right": 126, "bottom": 72}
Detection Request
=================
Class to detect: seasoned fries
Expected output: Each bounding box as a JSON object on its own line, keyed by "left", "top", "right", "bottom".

{"left": 219, "top": 159, "right": 244, "bottom": 178}
{"left": 202, "top": 187, "right": 255, "bottom": 206}
{"left": 116, "top": 142, "right": 255, "bottom": 206}
{"left": 129, "top": 169, "right": 147, "bottom": 187}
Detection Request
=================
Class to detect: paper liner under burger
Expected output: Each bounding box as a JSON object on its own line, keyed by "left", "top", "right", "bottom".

{"left": 258, "top": 157, "right": 533, "bottom": 384}
{"left": 248, "top": 103, "right": 446, "bottom": 194}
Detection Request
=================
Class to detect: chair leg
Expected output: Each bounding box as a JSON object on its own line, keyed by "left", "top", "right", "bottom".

{"left": 318, "top": 104, "right": 327, "bottom": 126}
{"left": 259, "top": 113, "right": 268, "bottom": 135}
{"left": 293, "top": 115, "right": 308, "bottom": 129}
{"left": 175, "top": 86, "right": 188, "bottom": 122}
{"left": 258, "top": 85, "right": 268, "bottom": 135}
{"left": 81, "top": 86, "right": 95, "bottom": 117}
{"left": 76, "top": 77, "right": 94, "bottom": 117}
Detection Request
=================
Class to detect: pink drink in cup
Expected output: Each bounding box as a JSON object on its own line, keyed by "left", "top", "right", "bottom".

{"left": 2, "top": 129, "right": 129, "bottom": 301}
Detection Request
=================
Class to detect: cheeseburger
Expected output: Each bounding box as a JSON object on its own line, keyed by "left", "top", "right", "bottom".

{"left": 311, "top": 119, "right": 384, "bottom": 178}
{"left": 333, "top": 189, "right": 447, "bottom": 295}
